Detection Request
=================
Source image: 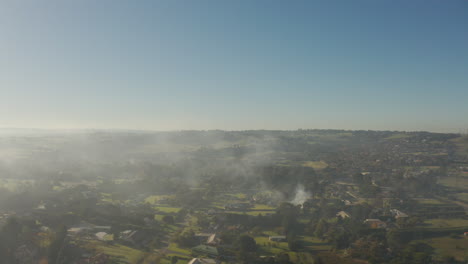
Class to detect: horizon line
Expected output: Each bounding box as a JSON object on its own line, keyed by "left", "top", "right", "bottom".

{"left": 0, "top": 127, "right": 463, "bottom": 135}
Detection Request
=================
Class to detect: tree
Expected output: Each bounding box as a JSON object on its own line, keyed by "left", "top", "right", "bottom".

{"left": 313, "top": 256, "right": 324, "bottom": 264}
{"left": 441, "top": 255, "right": 456, "bottom": 264}
{"left": 314, "top": 218, "right": 328, "bottom": 239}
{"left": 162, "top": 215, "right": 174, "bottom": 225}
{"left": 276, "top": 253, "right": 293, "bottom": 264}
{"left": 352, "top": 173, "right": 364, "bottom": 185}
{"left": 412, "top": 252, "right": 431, "bottom": 264}
{"left": 330, "top": 231, "right": 351, "bottom": 249}
{"left": 252, "top": 226, "right": 262, "bottom": 236}
{"left": 48, "top": 225, "right": 68, "bottom": 264}
{"left": 287, "top": 235, "right": 301, "bottom": 251}
{"left": 238, "top": 235, "right": 257, "bottom": 252}
{"left": 400, "top": 242, "right": 434, "bottom": 264}
{"left": 175, "top": 229, "right": 196, "bottom": 247}
{"left": 2, "top": 217, "right": 22, "bottom": 248}
{"left": 386, "top": 229, "right": 403, "bottom": 250}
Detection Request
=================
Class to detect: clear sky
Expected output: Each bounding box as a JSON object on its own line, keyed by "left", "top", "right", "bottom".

{"left": 0, "top": 0, "right": 467, "bottom": 132}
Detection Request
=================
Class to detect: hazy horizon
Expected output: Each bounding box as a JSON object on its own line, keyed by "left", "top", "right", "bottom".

{"left": 0, "top": 126, "right": 464, "bottom": 135}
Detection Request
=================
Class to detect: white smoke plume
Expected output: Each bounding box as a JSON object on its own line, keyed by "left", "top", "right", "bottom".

{"left": 290, "top": 184, "right": 311, "bottom": 206}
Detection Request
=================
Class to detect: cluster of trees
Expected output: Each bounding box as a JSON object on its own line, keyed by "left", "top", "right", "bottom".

{"left": 0, "top": 217, "right": 77, "bottom": 264}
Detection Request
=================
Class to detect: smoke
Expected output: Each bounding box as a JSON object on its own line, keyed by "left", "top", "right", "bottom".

{"left": 290, "top": 184, "right": 311, "bottom": 206}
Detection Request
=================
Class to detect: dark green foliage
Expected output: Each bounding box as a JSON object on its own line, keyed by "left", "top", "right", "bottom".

{"left": 238, "top": 234, "right": 257, "bottom": 252}
{"left": 175, "top": 229, "right": 196, "bottom": 247}
{"left": 162, "top": 215, "right": 175, "bottom": 224}
{"left": 48, "top": 225, "right": 68, "bottom": 264}
{"left": 314, "top": 218, "right": 328, "bottom": 239}
{"left": 287, "top": 235, "right": 302, "bottom": 251}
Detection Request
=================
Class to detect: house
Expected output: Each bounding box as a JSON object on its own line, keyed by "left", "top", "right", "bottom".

{"left": 67, "top": 222, "right": 100, "bottom": 237}
{"left": 364, "top": 219, "right": 387, "bottom": 229}
{"left": 40, "top": 226, "right": 50, "bottom": 232}
{"left": 120, "top": 230, "right": 153, "bottom": 248}
{"left": 343, "top": 200, "right": 352, "bottom": 205}
{"left": 188, "top": 258, "right": 217, "bottom": 264}
{"left": 68, "top": 227, "right": 92, "bottom": 236}
{"left": 195, "top": 233, "right": 213, "bottom": 243}
{"left": 191, "top": 245, "right": 219, "bottom": 257}
{"left": 269, "top": 236, "right": 286, "bottom": 242}
{"left": 390, "top": 209, "right": 408, "bottom": 219}
{"left": 206, "top": 234, "right": 220, "bottom": 246}
{"left": 336, "top": 211, "right": 351, "bottom": 219}
{"left": 36, "top": 201, "right": 46, "bottom": 210}
{"left": 95, "top": 232, "right": 113, "bottom": 241}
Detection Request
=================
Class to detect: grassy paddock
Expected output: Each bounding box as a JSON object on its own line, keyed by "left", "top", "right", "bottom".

{"left": 417, "top": 236, "right": 468, "bottom": 261}
{"left": 154, "top": 206, "right": 182, "bottom": 213}
{"left": 455, "top": 193, "right": 468, "bottom": 203}
{"left": 439, "top": 177, "right": 468, "bottom": 190}
{"left": 303, "top": 161, "right": 328, "bottom": 169}
{"left": 300, "top": 236, "right": 332, "bottom": 251}
{"left": 84, "top": 241, "right": 144, "bottom": 263}
{"left": 414, "top": 198, "right": 447, "bottom": 205}
{"left": 452, "top": 135, "right": 468, "bottom": 157}
{"left": 385, "top": 133, "right": 411, "bottom": 140}
{"left": 423, "top": 218, "right": 468, "bottom": 228}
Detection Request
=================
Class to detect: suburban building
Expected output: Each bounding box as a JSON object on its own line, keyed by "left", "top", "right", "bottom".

{"left": 195, "top": 233, "right": 213, "bottom": 243}
{"left": 95, "top": 232, "right": 113, "bottom": 241}
{"left": 206, "top": 233, "right": 220, "bottom": 246}
{"left": 336, "top": 211, "right": 351, "bottom": 219}
{"left": 364, "top": 219, "right": 387, "bottom": 229}
{"left": 120, "top": 230, "right": 153, "bottom": 248}
{"left": 390, "top": 209, "right": 408, "bottom": 219}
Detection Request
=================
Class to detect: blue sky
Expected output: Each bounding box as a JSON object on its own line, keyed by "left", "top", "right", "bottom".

{"left": 0, "top": 0, "right": 467, "bottom": 132}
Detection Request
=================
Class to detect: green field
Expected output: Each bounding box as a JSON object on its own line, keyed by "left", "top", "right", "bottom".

{"left": 224, "top": 210, "right": 274, "bottom": 216}
{"left": 300, "top": 236, "right": 332, "bottom": 251}
{"left": 166, "top": 242, "right": 191, "bottom": 257}
{"left": 385, "top": 133, "right": 411, "bottom": 140}
{"left": 228, "top": 193, "right": 247, "bottom": 199}
{"left": 145, "top": 195, "right": 174, "bottom": 204}
{"left": 303, "top": 161, "right": 328, "bottom": 169}
{"left": 452, "top": 135, "right": 468, "bottom": 157}
{"left": 455, "top": 193, "right": 468, "bottom": 203}
{"left": 439, "top": 177, "right": 468, "bottom": 190}
{"left": 154, "top": 214, "right": 165, "bottom": 221}
{"left": 85, "top": 241, "right": 144, "bottom": 263}
{"left": 246, "top": 211, "right": 275, "bottom": 216}
{"left": 251, "top": 204, "right": 275, "bottom": 210}
{"left": 255, "top": 235, "right": 289, "bottom": 255}
{"left": 154, "top": 206, "right": 182, "bottom": 213}
{"left": 101, "top": 192, "right": 118, "bottom": 203}
{"left": 0, "top": 179, "right": 35, "bottom": 191}
{"left": 418, "top": 236, "right": 468, "bottom": 261}
{"left": 423, "top": 218, "right": 468, "bottom": 228}
{"left": 414, "top": 198, "right": 448, "bottom": 205}
{"left": 254, "top": 234, "right": 331, "bottom": 256}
